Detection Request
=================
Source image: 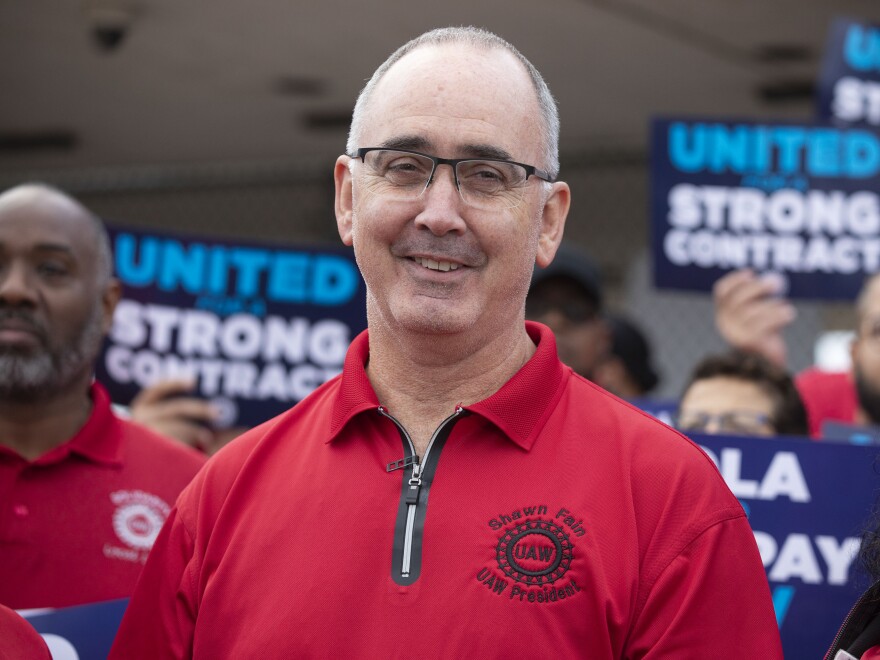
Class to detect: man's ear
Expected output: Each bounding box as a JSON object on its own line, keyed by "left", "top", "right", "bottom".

{"left": 535, "top": 182, "right": 570, "bottom": 268}
{"left": 334, "top": 156, "right": 354, "bottom": 246}
{"left": 100, "top": 278, "right": 123, "bottom": 335}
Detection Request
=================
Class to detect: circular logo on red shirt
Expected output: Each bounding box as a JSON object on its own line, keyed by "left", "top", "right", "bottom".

{"left": 110, "top": 490, "right": 170, "bottom": 551}
{"left": 496, "top": 520, "right": 573, "bottom": 585}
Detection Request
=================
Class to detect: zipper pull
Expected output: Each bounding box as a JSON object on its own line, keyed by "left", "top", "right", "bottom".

{"left": 405, "top": 464, "right": 422, "bottom": 505}
{"left": 387, "top": 455, "right": 419, "bottom": 473}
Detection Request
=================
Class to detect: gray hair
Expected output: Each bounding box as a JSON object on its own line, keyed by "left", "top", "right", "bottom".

{"left": 346, "top": 26, "right": 560, "bottom": 178}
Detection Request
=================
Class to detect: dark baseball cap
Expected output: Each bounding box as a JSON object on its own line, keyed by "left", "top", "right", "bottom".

{"left": 607, "top": 315, "right": 660, "bottom": 393}
{"left": 529, "top": 242, "right": 603, "bottom": 310}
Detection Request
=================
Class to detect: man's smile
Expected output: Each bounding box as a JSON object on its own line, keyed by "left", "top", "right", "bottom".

{"left": 412, "top": 256, "right": 462, "bottom": 272}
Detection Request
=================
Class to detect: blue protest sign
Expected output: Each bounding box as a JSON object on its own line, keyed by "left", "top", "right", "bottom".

{"left": 694, "top": 433, "right": 880, "bottom": 659}
{"left": 822, "top": 419, "right": 880, "bottom": 444}
{"left": 818, "top": 17, "right": 880, "bottom": 127}
{"left": 650, "top": 116, "right": 880, "bottom": 300}
{"left": 95, "top": 226, "right": 366, "bottom": 429}
{"left": 21, "top": 598, "right": 128, "bottom": 660}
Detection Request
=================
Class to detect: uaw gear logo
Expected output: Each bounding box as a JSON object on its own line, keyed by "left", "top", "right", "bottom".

{"left": 497, "top": 520, "right": 573, "bottom": 584}
{"left": 104, "top": 490, "right": 171, "bottom": 564}
{"left": 477, "top": 505, "right": 584, "bottom": 604}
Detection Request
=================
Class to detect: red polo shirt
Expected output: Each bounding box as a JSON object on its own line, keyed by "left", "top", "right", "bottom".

{"left": 795, "top": 368, "right": 858, "bottom": 437}
{"left": 112, "top": 323, "right": 781, "bottom": 658}
{"left": 0, "top": 382, "right": 206, "bottom": 609}
{"left": 0, "top": 603, "right": 50, "bottom": 658}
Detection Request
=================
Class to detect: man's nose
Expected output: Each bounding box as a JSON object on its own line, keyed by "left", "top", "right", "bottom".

{"left": 0, "top": 263, "right": 38, "bottom": 306}
{"left": 414, "top": 164, "right": 467, "bottom": 236}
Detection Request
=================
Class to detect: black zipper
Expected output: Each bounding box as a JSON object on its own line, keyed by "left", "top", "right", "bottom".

{"left": 381, "top": 405, "right": 468, "bottom": 586}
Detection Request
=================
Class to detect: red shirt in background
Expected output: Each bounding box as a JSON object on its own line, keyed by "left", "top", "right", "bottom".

{"left": 795, "top": 368, "right": 858, "bottom": 437}
{"left": 0, "top": 603, "right": 50, "bottom": 659}
{"left": 0, "top": 382, "right": 206, "bottom": 609}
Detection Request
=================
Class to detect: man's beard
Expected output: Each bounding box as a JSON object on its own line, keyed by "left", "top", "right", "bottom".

{"left": 0, "top": 305, "right": 105, "bottom": 401}
{"left": 854, "top": 364, "right": 880, "bottom": 426}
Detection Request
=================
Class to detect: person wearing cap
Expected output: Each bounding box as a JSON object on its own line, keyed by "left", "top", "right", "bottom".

{"left": 593, "top": 314, "right": 661, "bottom": 399}
{"left": 526, "top": 242, "right": 610, "bottom": 380}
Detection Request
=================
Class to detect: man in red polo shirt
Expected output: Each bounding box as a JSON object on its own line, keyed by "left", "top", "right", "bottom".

{"left": 112, "top": 28, "right": 781, "bottom": 658}
{"left": 0, "top": 184, "right": 206, "bottom": 610}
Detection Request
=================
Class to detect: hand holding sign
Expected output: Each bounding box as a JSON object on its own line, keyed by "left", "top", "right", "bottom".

{"left": 713, "top": 269, "right": 797, "bottom": 368}
{"left": 130, "top": 379, "right": 219, "bottom": 452}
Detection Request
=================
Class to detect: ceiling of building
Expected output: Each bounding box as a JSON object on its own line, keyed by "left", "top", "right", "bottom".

{"left": 2, "top": 0, "right": 878, "bottom": 174}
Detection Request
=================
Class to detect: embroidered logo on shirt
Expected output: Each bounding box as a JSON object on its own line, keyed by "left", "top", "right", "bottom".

{"left": 104, "top": 490, "right": 171, "bottom": 564}
{"left": 477, "top": 505, "right": 584, "bottom": 604}
{"left": 497, "top": 520, "right": 574, "bottom": 584}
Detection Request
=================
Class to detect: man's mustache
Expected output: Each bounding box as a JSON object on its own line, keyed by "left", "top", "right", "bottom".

{"left": 0, "top": 309, "right": 48, "bottom": 345}
{"left": 390, "top": 234, "right": 487, "bottom": 268}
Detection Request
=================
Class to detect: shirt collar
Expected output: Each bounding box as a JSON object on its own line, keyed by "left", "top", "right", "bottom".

{"left": 329, "top": 321, "right": 568, "bottom": 451}
{"left": 29, "top": 382, "right": 123, "bottom": 467}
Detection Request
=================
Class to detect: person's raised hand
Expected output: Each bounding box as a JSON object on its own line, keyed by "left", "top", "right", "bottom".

{"left": 129, "top": 379, "right": 219, "bottom": 453}
{"left": 713, "top": 269, "right": 797, "bottom": 368}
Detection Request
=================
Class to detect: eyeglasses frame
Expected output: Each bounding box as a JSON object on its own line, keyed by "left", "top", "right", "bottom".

{"left": 351, "top": 147, "right": 556, "bottom": 202}
{"left": 673, "top": 409, "right": 774, "bottom": 435}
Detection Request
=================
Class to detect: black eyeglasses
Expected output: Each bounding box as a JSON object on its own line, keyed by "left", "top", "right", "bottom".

{"left": 351, "top": 148, "right": 555, "bottom": 210}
